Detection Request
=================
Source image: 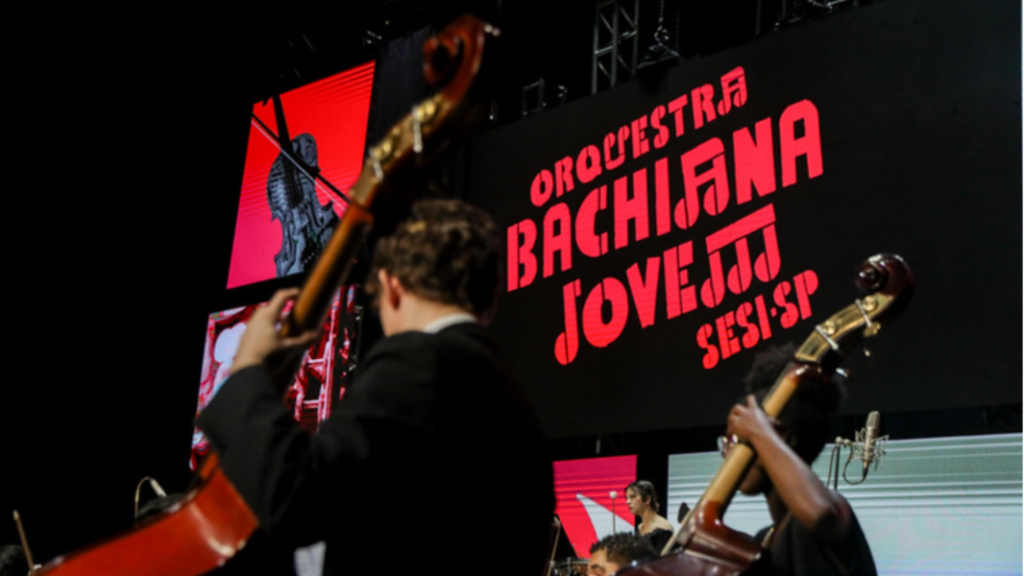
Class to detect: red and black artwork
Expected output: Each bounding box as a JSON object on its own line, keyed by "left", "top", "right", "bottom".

{"left": 227, "top": 62, "right": 375, "bottom": 289}
{"left": 191, "top": 286, "right": 360, "bottom": 469}
{"left": 552, "top": 456, "right": 637, "bottom": 558}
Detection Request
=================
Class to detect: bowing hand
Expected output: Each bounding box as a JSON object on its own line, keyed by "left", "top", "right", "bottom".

{"left": 231, "top": 288, "right": 321, "bottom": 376}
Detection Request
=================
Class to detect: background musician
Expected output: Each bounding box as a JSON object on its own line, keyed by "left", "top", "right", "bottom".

{"left": 725, "top": 344, "right": 877, "bottom": 576}
{"left": 586, "top": 533, "right": 657, "bottom": 576}
{"left": 623, "top": 480, "right": 674, "bottom": 552}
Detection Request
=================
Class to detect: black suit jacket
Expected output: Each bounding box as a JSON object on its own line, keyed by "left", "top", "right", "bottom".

{"left": 199, "top": 322, "right": 554, "bottom": 575}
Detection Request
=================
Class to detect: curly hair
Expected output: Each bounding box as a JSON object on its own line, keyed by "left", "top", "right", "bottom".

{"left": 589, "top": 533, "right": 657, "bottom": 567}
{"left": 742, "top": 342, "right": 846, "bottom": 464}
{"left": 365, "top": 199, "right": 502, "bottom": 320}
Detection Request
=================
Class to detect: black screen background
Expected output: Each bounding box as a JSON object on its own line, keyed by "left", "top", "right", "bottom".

{"left": 465, "top": 0, "right": 1022, "bottom": 439}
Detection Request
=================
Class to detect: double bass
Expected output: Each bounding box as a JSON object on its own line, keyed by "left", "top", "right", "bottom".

{"left": 622, "top": 253, "right": 912, "bottom": 576}
{"left": 38, "top": 15, "right": 497, "bottom": 576}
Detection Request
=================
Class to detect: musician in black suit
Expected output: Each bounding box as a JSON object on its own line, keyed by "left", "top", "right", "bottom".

{"left": 199, "top": 199, "right": 554, "bottom": 575}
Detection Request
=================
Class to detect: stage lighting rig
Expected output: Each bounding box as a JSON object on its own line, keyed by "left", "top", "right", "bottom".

{"left": 592, "top": 0, "right": 640, "bottom": 93}
{"left": 776, "top": 0, "right": 872, "bottom": 28}
{"left": 522, "top": 78, "right": 568, "bottom": 117}
{"left": 637, "top": 0, "right": 680, "bottom": 72}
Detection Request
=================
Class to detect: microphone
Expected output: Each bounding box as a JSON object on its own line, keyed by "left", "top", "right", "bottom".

{"left": 149, "top": 478, "right": 168, "bottom": 498}
{"left": 610, "top": 491, "right": 618, "bottom": 533}
{"left": 135, "top": 476, "right": 169, "bottom": 520}
{"left": 827, "top": 411, "right": 888, "bottom": 488}
{"left": 861, "top": 411, "right": 880, "bottom": 470}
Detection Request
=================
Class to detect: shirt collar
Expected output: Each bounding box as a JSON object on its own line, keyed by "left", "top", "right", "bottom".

{"left": 423, "top": 312, "right": 478, "bottom": 334}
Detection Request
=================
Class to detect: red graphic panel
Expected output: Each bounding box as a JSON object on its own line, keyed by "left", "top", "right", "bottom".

{"left": 191, "top": 287, "right": 360, "bottom": 469}
{"left": 226, "top": 62, "right": 375, "bottom": 289}
{"left": 553, "top": 455, "right": 637, "bottom": 558}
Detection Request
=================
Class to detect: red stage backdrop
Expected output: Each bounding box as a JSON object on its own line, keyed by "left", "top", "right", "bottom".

{"left": 553, "top": 455, "right": 637, "bottom": 558}
{"left": 464, "top": 0, "right": 1021, "bottom": 439}
{"left": 227, "top": 61, "right": 375, "bottom": 289}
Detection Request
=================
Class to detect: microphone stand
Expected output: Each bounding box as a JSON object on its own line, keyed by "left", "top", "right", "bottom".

{"left": 827, "top": 411, "right": 888, "bottom": 489}
{"left": 14, "top": 510, "right": 37, "bottom": 576}
{"left": 610, "top": 491, "right": 617, "bottom": 534}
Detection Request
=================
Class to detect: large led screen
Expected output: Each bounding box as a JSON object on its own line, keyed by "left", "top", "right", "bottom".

{"left": 464, "top": 0, "right": 1021, "bottom": 438}
{"left": 191, "top": 287, "right": 359, "bottom": 469}
{"left": 552, "top": 455, "right": 637, "bottom": 558}
{"left": 666, "top": 433, "right": 1022, "bottom": 576}
{"left": 227, "top": 62, "right": 375, "bottom": 289}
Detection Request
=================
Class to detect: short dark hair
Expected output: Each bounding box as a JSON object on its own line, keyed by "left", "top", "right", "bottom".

{"left": 625, "top": 480, "right": 660, "bottom": 512}
{"left": 365, "top": 199, "right": 502, "bottom": 320}
{"left": 589, "top": 533, "right": 657, "bottom": 567}
{"left": 742, "top": 343, "right": 845, "bottom": 463}
{"left": 0, "top": 545, "right": 27, "bottom": 576}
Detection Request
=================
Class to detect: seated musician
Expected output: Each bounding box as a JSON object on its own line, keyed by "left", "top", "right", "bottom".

{"left": 623, "top": 480, "right": 674, "bottom": 552}
{"left": 725, "top": 344, "right": 877, "bottom": 576}
{"left": 587, "top": 533, "right": 657, "bottom": 576}
{"left": 198, "top": 199, "right": 554, "bottom": 575}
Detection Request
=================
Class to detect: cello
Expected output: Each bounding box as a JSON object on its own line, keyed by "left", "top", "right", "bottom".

{"left": 38, "top": 15, "right": 497, "bottom": 575}
{"left": 621, "top": 253, "right": 912, "bottom": 576}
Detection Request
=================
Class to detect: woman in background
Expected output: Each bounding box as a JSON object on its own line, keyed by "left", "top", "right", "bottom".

{"left": 625, "top": 480, "right": 674, "bottom": 552}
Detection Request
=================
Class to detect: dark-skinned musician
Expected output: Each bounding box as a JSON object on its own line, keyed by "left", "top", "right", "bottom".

{"left": 198, "top": 199, "right": 554, "bottom": 575}
{"left": 724, "top": 344, "right": 877, "bottom": 576}
{"left": 587, "top": 533, "right": 657, "bottom": 576}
